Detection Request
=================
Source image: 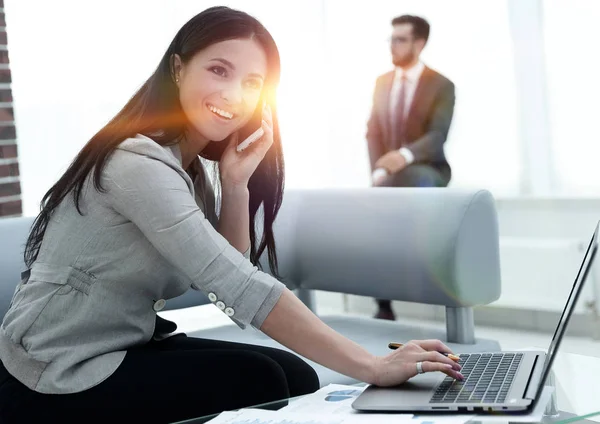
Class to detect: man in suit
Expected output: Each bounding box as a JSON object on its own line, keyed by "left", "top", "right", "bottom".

{"left": 367, "top": 15, "right": 455, "bottom": 320}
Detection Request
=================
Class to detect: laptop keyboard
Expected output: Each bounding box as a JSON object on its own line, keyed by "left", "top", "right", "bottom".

{"left": 430, "top": 353, "right": 523, "bottom": 404}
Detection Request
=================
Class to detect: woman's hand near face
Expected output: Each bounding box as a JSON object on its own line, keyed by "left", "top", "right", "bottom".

{"left": 219, "top": 104, "right": 273, "bottom": 188}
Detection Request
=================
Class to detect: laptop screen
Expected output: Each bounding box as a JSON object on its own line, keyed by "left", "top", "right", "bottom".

{"left": 534, "top": 222, "right": 599, "bottom": 399}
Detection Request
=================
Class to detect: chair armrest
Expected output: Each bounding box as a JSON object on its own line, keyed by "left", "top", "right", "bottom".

{"left": 286, "top": 188, "right": 501, "bottom": 308}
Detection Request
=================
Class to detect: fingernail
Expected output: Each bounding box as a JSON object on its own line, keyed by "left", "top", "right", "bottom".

{"left": 457, "top": 372, "right": 465, "bottom": 380}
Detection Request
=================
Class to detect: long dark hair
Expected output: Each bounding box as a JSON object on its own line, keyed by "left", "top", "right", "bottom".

{"left": 24, "top": 6, "right": 285, "bottom": 276}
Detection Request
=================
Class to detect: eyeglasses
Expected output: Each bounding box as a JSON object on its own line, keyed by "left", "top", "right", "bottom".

{"left": 390, "top": 36, "right": 414, "bottom": 45}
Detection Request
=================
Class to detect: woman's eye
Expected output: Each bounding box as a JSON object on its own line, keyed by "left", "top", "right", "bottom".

{"left": 245, "top": 79, "right": 262, "bottom": 90}
{"left": 209, "top": 66, "right": 227, "bottom": 77}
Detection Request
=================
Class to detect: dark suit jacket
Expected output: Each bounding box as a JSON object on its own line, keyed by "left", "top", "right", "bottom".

{"left": 366, "top": 66, "right": 455, "bottom": 183}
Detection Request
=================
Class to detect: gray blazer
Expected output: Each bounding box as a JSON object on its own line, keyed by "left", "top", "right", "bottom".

{"left": 0, "top": 135, "right": 285, "bottom": 394}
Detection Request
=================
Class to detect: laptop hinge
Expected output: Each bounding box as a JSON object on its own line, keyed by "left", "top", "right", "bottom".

{"left": 523, "top": 354, "right": 543, "bottom": 400}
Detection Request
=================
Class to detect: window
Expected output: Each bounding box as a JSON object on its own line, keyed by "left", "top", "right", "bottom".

{"left": 543, "top": 0, "right": 600, "bottom": 195}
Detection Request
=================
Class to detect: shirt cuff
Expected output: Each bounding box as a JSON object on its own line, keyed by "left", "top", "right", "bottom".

{"left": 398, "top": 147, "right": 415, "bottom": 165}
{"left": 371, "top": 168, "right": 388, "bottom": 183}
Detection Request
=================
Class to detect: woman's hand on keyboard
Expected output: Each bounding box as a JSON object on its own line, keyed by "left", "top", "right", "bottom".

{"left": 372, "top": 339, "right": 464, "bottom": 387}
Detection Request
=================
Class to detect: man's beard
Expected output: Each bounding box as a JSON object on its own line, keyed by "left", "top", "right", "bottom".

{"left": 393, "top": 50, "right": 415, "bottom": 67}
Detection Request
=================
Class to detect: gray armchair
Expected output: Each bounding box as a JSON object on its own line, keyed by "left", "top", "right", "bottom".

{"left": 0, "top": 188, "right": 502, "bottom": 387}
{"left": 267, "top": 188, "right": 500, "bottom": 343}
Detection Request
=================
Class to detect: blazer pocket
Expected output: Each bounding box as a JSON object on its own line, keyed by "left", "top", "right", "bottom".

{"left": 5, "top": 264, "right": 97, "bottom": 351}
{"left": 28, "top": 263, "right": 97, "bottom": 295}
{"left": 2, "top": 278, "right": 71, "bottom": 346}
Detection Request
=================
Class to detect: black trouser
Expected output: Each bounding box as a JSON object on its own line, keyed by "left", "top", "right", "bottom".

{"left": 0, "top": 335, "right": 320, "bottom": 423}
{"left": 376, "top": 164, "right": 448, "bottom": 312}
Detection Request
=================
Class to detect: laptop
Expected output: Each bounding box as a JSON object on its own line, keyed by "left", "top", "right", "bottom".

{"left": 353, "top": 222, "right": 599, "bottom": 414}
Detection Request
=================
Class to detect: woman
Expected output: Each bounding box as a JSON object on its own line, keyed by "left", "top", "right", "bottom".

{"left": 0, "top": 6, "right": 462, "bottom": 423}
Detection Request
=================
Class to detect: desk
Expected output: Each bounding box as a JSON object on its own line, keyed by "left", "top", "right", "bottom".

{"left": 173, "top": 351, "right": 600, "bottom": 424}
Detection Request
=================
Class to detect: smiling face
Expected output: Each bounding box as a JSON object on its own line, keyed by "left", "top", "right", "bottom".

{"left": 173, "top": 38, "right": 268, "bottom": 142}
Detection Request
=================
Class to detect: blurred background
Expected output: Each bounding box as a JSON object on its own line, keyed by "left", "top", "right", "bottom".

{"left": 1, "top": 0, "right": 600, "bottom": 352}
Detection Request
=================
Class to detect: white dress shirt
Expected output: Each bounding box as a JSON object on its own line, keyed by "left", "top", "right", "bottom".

{"left": 389, "top": 61, "right": 426, "bottom": 122}
{"left": 372, "top": 61, "right": 425, "bottom": 184}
